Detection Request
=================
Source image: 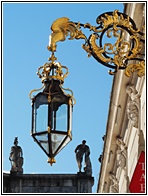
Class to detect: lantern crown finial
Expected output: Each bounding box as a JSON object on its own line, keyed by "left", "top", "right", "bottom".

{"left": 37, "top": 54, "right": 69, "bottom": 84}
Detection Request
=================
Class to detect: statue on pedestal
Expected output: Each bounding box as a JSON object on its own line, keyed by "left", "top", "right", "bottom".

{"left": 75, "top": 140, "right": 92, "bottom": 175}
{"left": 9, "top": 137, "right": 23, "bottom": 174}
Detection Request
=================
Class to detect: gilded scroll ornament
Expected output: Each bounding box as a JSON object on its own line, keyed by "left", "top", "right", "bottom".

{"left": 48, "top": 10, "right": 145, "bottom": 77}
{"left": 89, "top": 34, "right": 111, "bottom": 63}
{"left": 48, "top": 17, "right": 86, "bottom": 52}
{"left": 125, "top": 61, "right": 145, "bottom": 77}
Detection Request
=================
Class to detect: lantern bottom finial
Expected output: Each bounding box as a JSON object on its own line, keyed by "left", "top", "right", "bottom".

{"left": 47, "top": 157, "right": 56, "bottom": 166}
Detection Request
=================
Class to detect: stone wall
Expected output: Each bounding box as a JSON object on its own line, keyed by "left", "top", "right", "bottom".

{"left": 3, "top": 172, "right": 94, "bottom": 193}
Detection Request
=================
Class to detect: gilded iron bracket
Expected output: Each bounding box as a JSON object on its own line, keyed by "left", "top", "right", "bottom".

{"left": 48, "top": 10, "right": 145, "bottom": 77}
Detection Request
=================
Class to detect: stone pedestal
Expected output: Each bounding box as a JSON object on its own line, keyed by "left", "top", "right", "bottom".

{"left": 3, "top": 172, "right": 94, "bottom": 193}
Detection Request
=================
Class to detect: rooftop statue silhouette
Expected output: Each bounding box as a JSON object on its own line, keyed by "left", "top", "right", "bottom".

{"left": 9, "top": 137, "right": 23, "bottom": 174}
{"left": 75, "top": 140, "right": 92, "bottom": 175}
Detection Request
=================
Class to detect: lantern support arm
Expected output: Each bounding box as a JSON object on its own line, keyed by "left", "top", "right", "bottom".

{"left": 47, "top": 10, "right": 145, "bottom": 77}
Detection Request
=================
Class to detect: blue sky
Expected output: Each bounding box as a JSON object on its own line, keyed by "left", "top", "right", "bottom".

{"left": 2, "top": 2, "right": 124, "bottom": 193}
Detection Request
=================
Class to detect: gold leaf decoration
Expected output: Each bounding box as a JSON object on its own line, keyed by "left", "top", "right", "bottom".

{"left": 125, "top": 61, "right": 145, "bottom": 77}
{"left": 47, "top": 10, "right": 145, "bottom": 78}
{"left": 48, "top": 17, "right": 86, "bottom": 52}
{"left": 97, "top": 10, "right": 140, "bottom": 33}
{"left": 89, "top": 34, "right": 111, "bottom": 63}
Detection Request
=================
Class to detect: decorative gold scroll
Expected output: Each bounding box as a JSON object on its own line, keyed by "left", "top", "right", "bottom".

{"left": 125, "top": 61, "right": 145, "bottom": 77}
{"left": 47, "top": 17, "right": 86, "bottom": 52}
{"left": 48, "top": 10, "right": 145, "bottom": 77}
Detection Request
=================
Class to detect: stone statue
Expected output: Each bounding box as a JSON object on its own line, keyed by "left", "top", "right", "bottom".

{"left": 9, "top": 137, "right": 23, "bottom": 173}
{"left": 75, "top": 140, "right": 92, "bottom": 175}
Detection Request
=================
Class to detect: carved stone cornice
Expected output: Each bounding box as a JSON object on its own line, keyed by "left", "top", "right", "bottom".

{"left": 126, "top": 85, "right": 140, "bottom": 128}
{"left": 109, "top": 173, "right": 119, "bottom": 193}
{"left": 116, "top": 137, "right": 127, "bottom": 170}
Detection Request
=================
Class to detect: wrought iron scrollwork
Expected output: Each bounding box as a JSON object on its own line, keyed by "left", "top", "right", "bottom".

{"left": 48, "top": 10, "right": 145, "bottom": 77}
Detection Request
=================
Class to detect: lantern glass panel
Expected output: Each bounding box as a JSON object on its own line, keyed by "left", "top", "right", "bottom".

{"left": 36, "top": 104, "right": 48, "bottom": 132}
{"left": 56, "top": 136, "right": 71, "bottom": 154}
{"left": 51, "top": 133, "right": 66, "bottom": 154}
{"left": 52, "top": 104, "right": 67, "bottom": 131}
{"left": 36, "top": 133, "right": 49, "bottom": 154}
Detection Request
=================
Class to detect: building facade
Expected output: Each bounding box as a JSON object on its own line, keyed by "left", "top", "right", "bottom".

{"left": 97, "top": 3, "right": 145, "bottom": 193}
{"left": 3, "top": 172, "right": 94, "bottom": 193}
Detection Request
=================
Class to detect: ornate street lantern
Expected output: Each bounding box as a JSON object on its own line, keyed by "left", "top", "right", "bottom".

{"left": 29, "top": 58, "right": 75, "bottom": 165}
{"left": 29, "top": 9, "right": 145, "bottom": 166}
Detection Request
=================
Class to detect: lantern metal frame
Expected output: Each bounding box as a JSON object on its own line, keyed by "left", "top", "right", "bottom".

{"left": 29, "top": 61, "right": 75, "bottom": 165}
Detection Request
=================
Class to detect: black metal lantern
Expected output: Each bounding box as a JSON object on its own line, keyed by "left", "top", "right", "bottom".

{"left": 29, "top": 60, "right": 75, "bottom": 165}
